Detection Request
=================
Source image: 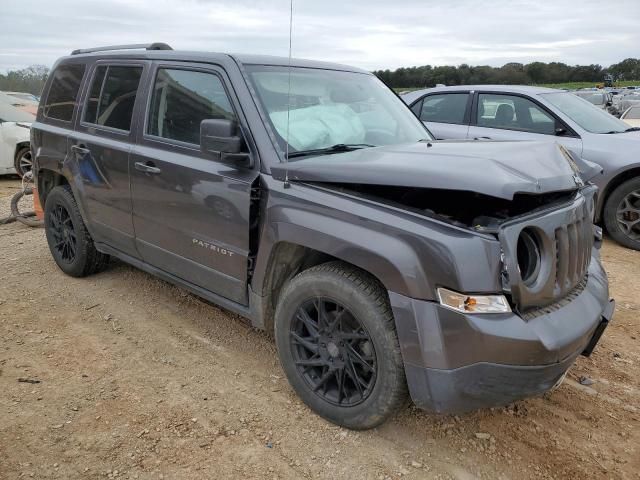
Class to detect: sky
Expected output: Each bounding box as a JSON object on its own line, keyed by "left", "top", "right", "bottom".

{"left": 1, "top": 0, "right": 639, "bottom": 73}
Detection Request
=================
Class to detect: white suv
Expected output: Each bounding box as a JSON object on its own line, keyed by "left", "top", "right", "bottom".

{"left": 0, "top": 92, "right": 35, "bottom": 177}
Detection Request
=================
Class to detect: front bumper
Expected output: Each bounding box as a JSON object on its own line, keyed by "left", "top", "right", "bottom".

{"left": 389, "top": 256, "right": 614, "bottom": 413}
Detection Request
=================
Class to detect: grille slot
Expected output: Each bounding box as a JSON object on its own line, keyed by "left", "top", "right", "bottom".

{"left": 554, "top": 216, "right": 592, "bottom": 298}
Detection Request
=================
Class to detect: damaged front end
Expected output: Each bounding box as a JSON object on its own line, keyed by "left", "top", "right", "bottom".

{"left": 270, "top": 139, "right": 613, "bottom": 413}
{"left": 272, "top": 139, "right": 602, "bottom": 316}
{"left": 321, "top": 182, "right": 598, "bottom": 316}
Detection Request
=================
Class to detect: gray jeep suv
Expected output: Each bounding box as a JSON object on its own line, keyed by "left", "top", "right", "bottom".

{"left": 32, "top": 44, "right": 614, "bottom": 429}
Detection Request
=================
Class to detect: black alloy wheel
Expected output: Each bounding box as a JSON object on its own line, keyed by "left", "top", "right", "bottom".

{"left": 48, "top": 203, "right": 77, "bottom": 264}
{"left": 290, "top": 298, "right": 377, "bottom": 407}
{"left": 44, "top": 185, "right": 109, "bottom": 277}
{"left": 274, "top": 262, "right": 408, "bottom": 430}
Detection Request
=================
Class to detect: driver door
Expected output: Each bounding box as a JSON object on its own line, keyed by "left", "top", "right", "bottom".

{"left": 468, "top": 92, "right": 583, "bottom": 155}
{"left": 130, "top": 63, "right": 257, "bottom": 304}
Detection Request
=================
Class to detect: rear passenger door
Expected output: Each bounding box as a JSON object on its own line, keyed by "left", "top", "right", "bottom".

{"left": 70, "top": 62, "right": 147, "bottom": 258}
{"left": 130, "top": 62, "right": 257, "bottom": 305}
{"left": 410, "top": 92, "right": 470, "bottom": 139}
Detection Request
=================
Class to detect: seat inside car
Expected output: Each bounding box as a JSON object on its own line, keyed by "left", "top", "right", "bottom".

{"left": 494, "top": 103, "right": 515, "bottom": 127}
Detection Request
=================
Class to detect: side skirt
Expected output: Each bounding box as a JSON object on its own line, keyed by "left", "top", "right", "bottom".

{"left": 95, "top": 242, "right": 255, "bottom": 322}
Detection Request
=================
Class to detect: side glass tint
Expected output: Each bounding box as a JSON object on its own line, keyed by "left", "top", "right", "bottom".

{"left": 84, "top": 66, "right": 107, "bottom": 124}
{"left": 148, "top": 68, "right": 235, "bottom": 145}
{"left": 420, "top": 93, "right": 468, "bottom": 124}
{"left": 43, "top": 64, "right": 86, "bottom": 121}
{"left": 477, "top": 93, "right": 556, "bottom": 135}
{"left": 83, "top": 66, "right": 143, "bottom": 131}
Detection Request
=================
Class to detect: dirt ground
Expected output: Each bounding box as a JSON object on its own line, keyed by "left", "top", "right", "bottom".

{"left": 0, "top": 176, "right": 638, "bottom": 480}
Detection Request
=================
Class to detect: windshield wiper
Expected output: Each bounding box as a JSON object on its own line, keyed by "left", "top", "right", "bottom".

{"left": 625, "top": 127, "right": 640, "bottom": 132}
{"left": 286, "top": 143, "right": 376, "bottom": 159}
{"left": 603, "top": 130, "right": 625, "bottom": 134}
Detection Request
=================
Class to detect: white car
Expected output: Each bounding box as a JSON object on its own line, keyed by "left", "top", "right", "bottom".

{"left": 621, "top": 105, "right": 640, "bottom": 128}
{"left": 2, "top": 91, "right": 39, "bottom": 102}
{"left": 0, "top": 95, "right": 35, "bottom": 177}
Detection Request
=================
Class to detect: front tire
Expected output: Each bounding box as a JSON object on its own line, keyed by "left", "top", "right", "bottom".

{"left": 44, "top": 185, "right": 109, "bottom": 277}
{"left": 603, "top": 177, "right": 640, "bottom": 250}
{"left": 274, "top": 262, "right": 408, "bottom": 429}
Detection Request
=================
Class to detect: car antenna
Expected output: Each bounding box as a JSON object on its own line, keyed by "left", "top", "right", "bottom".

{"left": 283, "top": 0, "right": 293, "bottom": 189}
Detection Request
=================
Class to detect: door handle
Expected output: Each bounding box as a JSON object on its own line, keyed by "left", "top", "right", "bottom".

{"left": 70, "top": 144, "right": 90, "bottom": 155}
{"left": 474, "top": 136, "right": 492, "bottom": 140}
{"left": 135, "top": 161, "right": 162, "bottom": 175}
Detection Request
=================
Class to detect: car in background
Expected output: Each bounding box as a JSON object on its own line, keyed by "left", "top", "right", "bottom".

{"left": 402, "top": 85, "right": 640, "bottom": 250}
{"left": 0, "top": 96, "right": 35, "bottom": 177}
{"left": 621, "top": 105, "right": 640, "bottom": 128}
{"left": 574, "top": 90, "right": 618, "bottom": 116}
{"left": 2, "top": 91, "right": 40, "bottom": 102}
{"left": 619, "top": 93, "right": 640, "bottom": 113}
{"left": 0, "top": 91, "right": 38, "bottom": 116}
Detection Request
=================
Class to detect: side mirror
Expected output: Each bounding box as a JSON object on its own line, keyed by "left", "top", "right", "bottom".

{"left": 200, "top": 119, "right": 253, "bottom": 168}
{"left": 606, "top": 101, "right": 613, "bottom": 107}
{"left": 555, "top": 126, "right": 567, "bottom": 136}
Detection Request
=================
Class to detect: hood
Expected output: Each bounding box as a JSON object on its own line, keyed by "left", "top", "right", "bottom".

{"left": 0, "top": 97, "right": 37, "bottom": 123}
{"left": 271, "top": 140, "right": 585, "bottom": 200}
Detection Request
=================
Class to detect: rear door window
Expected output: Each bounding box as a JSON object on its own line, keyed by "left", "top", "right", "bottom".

{"left": 43, "top": 64, "right": 86, "bottom": 121}
{"left": 147, "top": 68, "right": 235, "bottom": 145}
{"left": 419, "top": 93, "right": 469, "bottom": 124}
{"left": 82, "top": 65, "right": 143, "bottom": 131}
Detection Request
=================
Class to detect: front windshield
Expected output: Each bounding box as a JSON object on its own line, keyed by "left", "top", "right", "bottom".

{"left": 245, "top": 65, "right": 430, "bottom": 158}
{"left": 542, "top": 92, "right": 630, "bottom": 134}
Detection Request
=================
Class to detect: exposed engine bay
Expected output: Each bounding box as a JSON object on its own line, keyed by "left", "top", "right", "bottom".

{"left": 323, "top": 183, "right": 579, "bottom": 231}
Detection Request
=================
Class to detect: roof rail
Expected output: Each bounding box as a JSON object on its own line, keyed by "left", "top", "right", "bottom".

{"left": 70, "top": 43, "right": 173, "bottom": 55}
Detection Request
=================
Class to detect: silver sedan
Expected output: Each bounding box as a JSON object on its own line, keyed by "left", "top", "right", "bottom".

{"left": 402, "top": 85, "right": 640, "bottom": 250}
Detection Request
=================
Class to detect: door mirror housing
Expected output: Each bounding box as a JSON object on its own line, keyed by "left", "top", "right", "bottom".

{"left": 200, "top": 118, "right": 253, "bottom": 168}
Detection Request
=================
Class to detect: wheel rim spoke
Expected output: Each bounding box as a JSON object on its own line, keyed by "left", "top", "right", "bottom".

{"left": 47, "top": 203, "right": 77, "bottom": 263}
{"left": 291, "top": 332, "right": 318, "bottom": 354}
{"left": 289, "top": 297, "right": 377, "bottom": 407}
{"left": 617, "top": 189, "right": 640, "bottom": 239}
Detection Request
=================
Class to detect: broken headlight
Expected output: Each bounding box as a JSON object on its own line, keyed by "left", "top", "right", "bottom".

{"left": 437, "top": 288, "right": 511, "bottom": 314}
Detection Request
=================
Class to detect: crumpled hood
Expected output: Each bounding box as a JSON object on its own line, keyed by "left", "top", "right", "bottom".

{"left": 271, "top": 140, "right": 586, "bottom": 200}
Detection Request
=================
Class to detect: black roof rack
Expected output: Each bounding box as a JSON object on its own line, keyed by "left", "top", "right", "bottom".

{"left": 71, "top": 43, "right": 173, "bottom": 55}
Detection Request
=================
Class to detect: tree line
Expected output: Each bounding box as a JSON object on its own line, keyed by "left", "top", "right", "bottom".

{"left": 374, "top": 58, "right": 640, "bottom": 88}
{"left": 0, "top": 65, "right": 50, "bottom": 96}
{"left": 2, "top": 58, "right": 640, "bottom": 95}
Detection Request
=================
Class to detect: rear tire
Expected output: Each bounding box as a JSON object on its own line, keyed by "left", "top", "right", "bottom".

{"left": 603, "top": 177, "right": 640, "bottom": 250}
{"left": 44, "top": 185, "right": 109, "bottom": 277}
{"left": 274, "top": 261, "right": 408, "bottom": 430}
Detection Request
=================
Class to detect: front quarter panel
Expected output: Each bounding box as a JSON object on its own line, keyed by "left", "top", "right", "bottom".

{"left": 253, "top": 176, "right": 503, "bottom": 301}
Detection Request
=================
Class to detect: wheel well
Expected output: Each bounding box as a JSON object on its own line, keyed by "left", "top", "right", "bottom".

{"left": 258, "top": 242, "right": 386, "bottom": 334}
{"left": 37, "top": 169, "right": 69, "bottom": 207}
{"left": 14, "top": 142, "right": 30, "bottom": 159}
{"left": 599, "top": 167, "right": 640, "bottom": 222}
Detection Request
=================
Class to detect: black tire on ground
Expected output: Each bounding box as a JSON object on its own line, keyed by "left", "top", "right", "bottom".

{"left": 44, "top": 185, "right": 109, "bottom": 277}
{"left": 14, "top": 146, "right": 32, "bottom": 178}
{"left": 274, "top": 261, "right": 408, "bottom": 430}
{"left": 603, "top": 177, "right": 640, "bottom": 251}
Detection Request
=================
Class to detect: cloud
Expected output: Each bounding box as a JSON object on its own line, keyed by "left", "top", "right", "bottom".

{"left": 0, "top": 0, "right": 638, "bottom": 72}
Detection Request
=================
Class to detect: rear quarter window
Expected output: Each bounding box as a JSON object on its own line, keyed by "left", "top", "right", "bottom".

{"left": 43, "top": 64, "right": 86, "bottom": 122}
